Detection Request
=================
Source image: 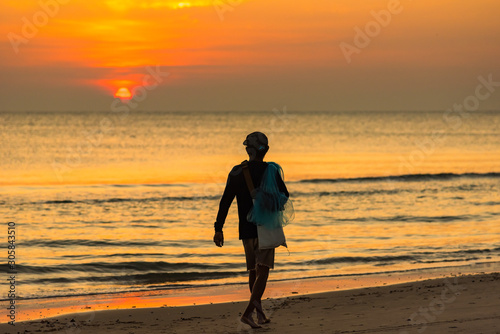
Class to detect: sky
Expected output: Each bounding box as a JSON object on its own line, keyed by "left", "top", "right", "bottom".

{"left": 1, "top": 0, "right": 500, "bottom": 112}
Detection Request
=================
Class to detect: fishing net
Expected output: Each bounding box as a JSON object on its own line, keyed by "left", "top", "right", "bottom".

{"left": 247, "top": 162, "right": 294, "bottom": 229}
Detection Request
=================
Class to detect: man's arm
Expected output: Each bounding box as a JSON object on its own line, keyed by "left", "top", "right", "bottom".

{"left": 213, "top": 171, "right": 236, "bottom": 246}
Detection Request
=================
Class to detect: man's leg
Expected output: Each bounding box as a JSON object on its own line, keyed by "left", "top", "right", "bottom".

{"left": 249, "top": 269, "right": 256, "bottom": 292}
{"left": 241, "top": 264, "right": 270, "bottom": 328}
{"left": 248, "top": 268, "right": 269, "bottom": 324}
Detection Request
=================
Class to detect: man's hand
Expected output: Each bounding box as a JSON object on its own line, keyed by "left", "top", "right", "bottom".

{"left": 213, "top": 231, "right": 224, "bottom": 247}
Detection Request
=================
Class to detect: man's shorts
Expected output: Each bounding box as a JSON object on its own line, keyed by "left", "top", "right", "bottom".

{"left": 242, "top": 238, "right": 275, "bottom": 270}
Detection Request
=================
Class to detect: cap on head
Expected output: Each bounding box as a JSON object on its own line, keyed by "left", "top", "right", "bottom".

{"left": 243, "top": 131, "right": 269, "bottom": 152}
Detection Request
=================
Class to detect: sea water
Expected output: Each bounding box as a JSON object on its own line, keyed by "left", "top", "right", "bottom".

{"left": 0, "top": 110, "right": 499, "bottom": 300}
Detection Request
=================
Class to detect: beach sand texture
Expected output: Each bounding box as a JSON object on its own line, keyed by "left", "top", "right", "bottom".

{"left": 2, "top": 273, "right": 499, "bottom": 334}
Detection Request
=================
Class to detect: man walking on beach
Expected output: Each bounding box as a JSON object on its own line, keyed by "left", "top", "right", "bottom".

{"left": 213, "top": 132, "right": 289, "bottom": 329}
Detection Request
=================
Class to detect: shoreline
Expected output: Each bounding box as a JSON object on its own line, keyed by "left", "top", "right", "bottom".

{"left": 2, "top": 262, "right": 498, "bottom": 325}
{"left": 2, "top": 272, "right": 499, "bottom": 333}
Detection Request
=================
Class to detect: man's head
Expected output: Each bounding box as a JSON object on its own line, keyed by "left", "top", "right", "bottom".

{"left": 243, "top": 131, "right": 269, "bottom": 160}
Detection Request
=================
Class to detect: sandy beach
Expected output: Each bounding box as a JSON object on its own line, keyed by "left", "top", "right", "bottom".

{"left": 2, "top": 272, "right": 499, "bottom": 334}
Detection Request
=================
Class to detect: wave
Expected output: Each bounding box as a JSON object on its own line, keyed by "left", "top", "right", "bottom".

{"left": 23, "top": 270, "right": 244, "bottom": 285}
{"left": 19, "top": 239, "right": 169, "bottom": 248}
{"left": 32, "top": 190, "right": 408, "bottom": 206}
{"left": 298, "top": 172, "right": 500, "bottom": 184}
{"left": 11, "top": 247, "right": 498, "bottom": 277}
{"left": 332, "top": 214, "right": 482, "bottom": 223}
{"left": 37, "top": 195, "right": 219, "bottom": 206}
{"left": 303, "top": 255, "right": 415, "bottom": 265}
{"left": 292, "top": 188, "right": 407, "bottom": 198}
{"left": 297, "top": 247, "right": 500, "bottom": 266}
{"left": 11, "top": 260, "right": 229, "bottom": 274}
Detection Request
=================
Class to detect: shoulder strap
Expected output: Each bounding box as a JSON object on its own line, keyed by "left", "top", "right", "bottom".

{"left": 241, "top": 160, "right": 255, "bottom": 195}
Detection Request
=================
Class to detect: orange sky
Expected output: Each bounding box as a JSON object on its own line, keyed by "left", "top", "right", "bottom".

{"left": 1, "top": 0, "right": 499, "bottom": 111}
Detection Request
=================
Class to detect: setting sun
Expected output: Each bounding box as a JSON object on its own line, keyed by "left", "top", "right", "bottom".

{"left": 114, "top": 87, "right": 132, "bottom": 99}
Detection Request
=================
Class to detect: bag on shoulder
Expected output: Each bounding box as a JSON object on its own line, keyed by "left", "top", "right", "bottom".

{"left": 241, "top": 161, "right": 294, "bottom": 249}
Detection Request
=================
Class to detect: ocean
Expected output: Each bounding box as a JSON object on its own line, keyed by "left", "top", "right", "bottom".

{"left": 0, "top": 110, "right": 499, "bottom": 302}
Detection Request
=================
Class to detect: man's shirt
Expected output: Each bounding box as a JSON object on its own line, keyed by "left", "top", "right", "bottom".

{"left": 215, "top": 160, "right": 289, "bottom": 239}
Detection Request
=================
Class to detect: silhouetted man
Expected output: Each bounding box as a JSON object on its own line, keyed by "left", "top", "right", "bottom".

{"left": 213, "top": 131, "right": 289, "bottom": 328}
